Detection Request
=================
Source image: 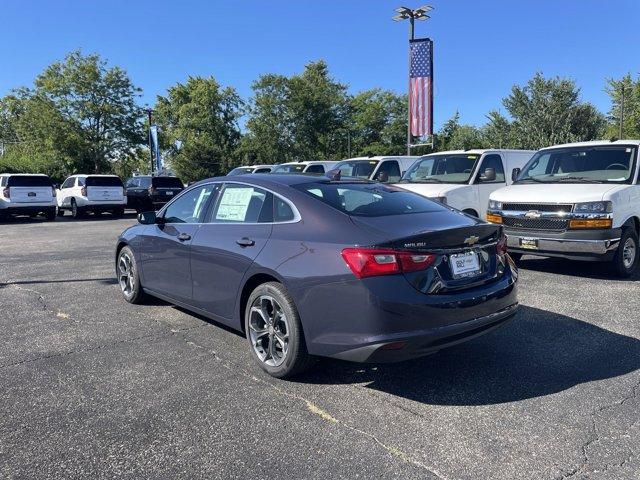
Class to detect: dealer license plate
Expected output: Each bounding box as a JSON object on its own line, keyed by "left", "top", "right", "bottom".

{"left": 519, "top": 237, "right": 538, "bottom": 250}
{"left": 450, "top": 251, "right": 481, "bottom": 278}
{"left": 166, "top": 191, "right": 173, "bottom": 196}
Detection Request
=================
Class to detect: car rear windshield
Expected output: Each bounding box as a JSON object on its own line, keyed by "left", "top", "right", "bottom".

{"left": 7, "top": 175, "right": 53, "bottom": 187}
{"left": 153, "top": 177, "right": 183, "bottom": 188}
{"left": 228, "top": 167, "right": 253, "bottom": 175}
{"left": 293, "top": 182, "right": 444, "bottom": 217}
{"left": 86, "top": 176, "right": 123, "bottom": 187}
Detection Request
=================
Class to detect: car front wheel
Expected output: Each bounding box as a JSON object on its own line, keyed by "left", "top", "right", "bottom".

{"left": 117, "top": 246, "right": 146, "bottom": 303}
{"left": 245, "top": 282, "right": 314, "bottom": 378}
{"left": 71, "top": 199, "right": 84, "bottom": 218}
{"left": 610, "top": 228, "right": 639, "bottom": 278}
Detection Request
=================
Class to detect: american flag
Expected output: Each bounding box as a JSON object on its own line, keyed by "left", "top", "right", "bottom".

{"left": 409, "top": 39, "right": 433, "bottom": 138}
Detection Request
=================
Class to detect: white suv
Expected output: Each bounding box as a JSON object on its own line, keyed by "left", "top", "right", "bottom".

{"left": 0, "top": 173, "right": 57, "bottom": 221}
{"left": 57, "top": 174, "right": 126, "bottom": 218}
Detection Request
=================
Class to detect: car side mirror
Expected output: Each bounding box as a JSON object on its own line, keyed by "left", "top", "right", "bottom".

{"left": 511, "top": 167, "right": 521, "bottom": 182}
{"left": 138, "top": 211, "right": 160, "bottom": 225}
{"left": 376, "top": 171, "right": 389, "bottom": 183}
{"left": 479, "top": 168, "right": 496, "bottom": 182}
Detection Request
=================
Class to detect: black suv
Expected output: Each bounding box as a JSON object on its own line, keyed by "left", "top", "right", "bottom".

{"left": 125, "top": 176, "right": 184, "bottom": 212}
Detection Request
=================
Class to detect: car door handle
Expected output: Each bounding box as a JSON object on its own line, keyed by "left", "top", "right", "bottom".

{"left": 236, "top": 237, "right": 255, "bottom": 247}
{"left": 177, "top": 233, "right": 191, "bottom": 242}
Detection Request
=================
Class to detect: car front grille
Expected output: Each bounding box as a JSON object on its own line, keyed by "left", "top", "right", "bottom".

{"left": 502, "top": 217, "right": 569, "bottom": 231}
{"left": 501, "top": 203, "right": 573, "bottom": 213}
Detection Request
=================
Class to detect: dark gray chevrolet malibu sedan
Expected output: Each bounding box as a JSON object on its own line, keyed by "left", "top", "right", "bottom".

{"left": 116, "top": 173, "right": 518, "bottom": 378}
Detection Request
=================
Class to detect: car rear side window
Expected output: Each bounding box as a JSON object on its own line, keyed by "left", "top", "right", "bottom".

{"left": 305, "top": 164, "right": 325, "bottom": 174}
{"left": 7, "top": 175, "right": 53, "bottom": 187}
{"left": 254, "top": 168, "right": 272, "bottom": 173}
{"left": 86, "top": 176, "right": 123, "bottom": 187}
{"left": 274, "top": 196, "right": 295, "bottom": 222}
{"left": 153, "top": 177, "right": 183, "bottom": 188}
{"left": 209, "top": 184, "right": 272, "bottom": 223}
{"left": 294, "top": 182, "right": 444, "bottom": 217}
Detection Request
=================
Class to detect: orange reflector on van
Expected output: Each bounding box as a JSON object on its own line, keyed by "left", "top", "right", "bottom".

{"left": 486, "top": 213, "right": 502, "bottom": 224}
{"left": 569, "top": 218, "right": 612, "bottom": 229}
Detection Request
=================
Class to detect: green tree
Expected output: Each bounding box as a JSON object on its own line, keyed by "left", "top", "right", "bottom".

{"left": 243, "top": 61, "right": 349, "bottom": 163}
{"left": 155, "top": 76, "right": 244, "bottom": 183}
{"left": 498, "top": 73, "right": 605, "bottom": 149}
{"left": 605, "top": 74, "right": 640, "bottom": 139}
{"left": 434, "top": 112, "right": 485, "bottom": 151}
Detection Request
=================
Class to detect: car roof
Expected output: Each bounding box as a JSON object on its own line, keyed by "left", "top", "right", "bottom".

{"left": 0, "top": 173, "right": 50, "bottom": 176}
{"left": 194, "top": 173, "right": 370, "bottom": 188}
{"left": 538, "top": 139, "right": 640, "bottom": 150}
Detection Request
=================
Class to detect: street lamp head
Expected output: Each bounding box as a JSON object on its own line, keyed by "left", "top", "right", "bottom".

{"left": 393, "top": 14, "right": 410, "bottom": 21}
{"left": 416, "top": 14, "right": 430, "bottom": 21}
{"left": 395, "top": 6, "right": 411, "bottom": 14}
{"left": 417, "top": 5, "right": 434, "bottom": 13}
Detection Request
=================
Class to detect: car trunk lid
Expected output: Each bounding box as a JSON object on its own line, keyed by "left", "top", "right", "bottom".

{"left": 7, "top": 176, "right": 54, "bottom": 204}
{"left": 86, "top": 177, "right": 124, "bottom": 201}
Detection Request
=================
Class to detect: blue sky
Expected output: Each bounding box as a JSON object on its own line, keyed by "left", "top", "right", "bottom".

{"left": 1, "top": 0, "right": 638, "bottom": 130}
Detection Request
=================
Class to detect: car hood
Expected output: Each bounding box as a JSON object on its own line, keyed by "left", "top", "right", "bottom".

{"left": 490, "top": 183, "right": 626, "bottom": 203}
{"left": 393, "top": 183, "right": 468, "bottom": 198}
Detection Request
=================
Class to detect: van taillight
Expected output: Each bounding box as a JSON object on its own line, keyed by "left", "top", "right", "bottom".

{"left": 341, "top": 248, "right": 436, "bottom": 279}
{"left": 52, "top": 187, "right": 56, "bottom": 197}
{"left": 81, "top": 186, "right": 87, "bottom": 196}
{"left": 2, "top": 187, "right": 9, "bottom": 198}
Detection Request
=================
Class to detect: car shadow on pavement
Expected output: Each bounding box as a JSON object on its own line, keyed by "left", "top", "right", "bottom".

{"left": 298, "top": 305, "right": 640, "bottom": 406}
{"left": 517, "top": 256, "right": 640, "bottom": 281}
{"left": 0, "top": 212, "right": 137, "bottom": 224}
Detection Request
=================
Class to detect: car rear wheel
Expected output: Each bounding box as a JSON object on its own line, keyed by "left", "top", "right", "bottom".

{"left": 245, "top": 282, "right": 314, "bottom": 378}
{"left": 117, "top": 246, "right": 146, "bottom": 304}
{"left": 610, "top": 228, "right": 639, "bottom": 278}
{"left": 44, "top": 207, "right": 56, "bottom": 221}
{"left": 113, "top": 207, "right": 125, "bottom": 217}
{"left": 71, "top": 199, "right": 84, "bottom": 219}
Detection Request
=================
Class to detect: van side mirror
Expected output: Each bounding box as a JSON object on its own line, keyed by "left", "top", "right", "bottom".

{"left": 376, "top": 171, "right": 389, "bottom": 183}
{"left": 511, "top": 167, "right": 521, "bottom": 182}
{"left": 479, "top": 168, "right": 496, "bottom": 182}
{"left": 138, "top": 211, "right": 160, "bottom": 225}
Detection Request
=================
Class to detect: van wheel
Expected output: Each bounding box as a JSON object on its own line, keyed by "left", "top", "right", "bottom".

{"left": 610, "top": 228, "right": 639, "bottom": 278}
{"left": 71, "top": 199, "right": 84, "bottom": 218}
{"left": 44, "top": 208, "right": 56, "bottom": 221}
{"left": 113, "top": 207, "right": 125, "bottom": 217}
{"left": 0, "top": 210, "right": 7, "bottom": 221}
{"left": 463, "top": 209, "right": 479, "bottom": 218}
{"left": 245, "top": 282, "right": 315, "bottom": 378}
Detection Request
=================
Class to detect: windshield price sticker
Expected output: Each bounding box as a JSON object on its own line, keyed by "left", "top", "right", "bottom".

{"left": 216, "top": 187, "right": 254, "bottom": 221}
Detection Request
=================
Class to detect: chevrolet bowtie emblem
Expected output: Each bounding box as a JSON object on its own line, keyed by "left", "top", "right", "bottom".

{"left": 464, "top": 235, "right": 479, "bottom": 246}
{"left": 524, "top": 210, "right": 542, "bottom": 219}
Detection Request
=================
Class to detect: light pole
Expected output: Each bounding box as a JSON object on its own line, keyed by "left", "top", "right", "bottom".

{"left": 393, "top": 5, "right": 433, "bottom": 155}
{"left": 620, "top": 84, "right": 625, "bottom": 139}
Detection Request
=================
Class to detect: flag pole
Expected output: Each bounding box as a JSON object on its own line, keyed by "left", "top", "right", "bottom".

{"left": 407, "top": 16, "right": 414, "bottom": 156}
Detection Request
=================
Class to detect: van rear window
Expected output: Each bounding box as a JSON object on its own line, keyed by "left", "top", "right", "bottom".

{"left": 7, "top": 175, "right": 53, "bottom": 187}
{"left": 86, "top": 176, "right": 123, "bottom": 187}
{"left": 153, "top": 177, "right": 183, "bottom": 188}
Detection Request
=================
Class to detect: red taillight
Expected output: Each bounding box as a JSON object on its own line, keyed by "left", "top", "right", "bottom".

{"left": 341, "top": 248, "right": 436, "bottom": 279}
{"left": 3, "top": 187, "right": 9, "bottom": 198}
{"left": 497, "top": 234, "right": 508, "bottom": 255}
{"left": 81, "top": 186, "right": 87, "bottom": 196}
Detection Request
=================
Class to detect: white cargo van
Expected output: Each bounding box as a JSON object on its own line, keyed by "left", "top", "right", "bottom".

{"left": 487, "top": 140, "right": 640, "bottom": 277}
{"left": 0, "top": 173, "right": 57, "bottom": 221}
{"left": 334, "top": 156, "right": 420, "bottom": 183}
{"left": 394, "top": 149, "right": 534, "bottom": 218}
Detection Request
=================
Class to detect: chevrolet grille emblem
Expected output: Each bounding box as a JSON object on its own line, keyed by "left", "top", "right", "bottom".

{"left": 524, "top": 210, "right": 542, "bottom": 219}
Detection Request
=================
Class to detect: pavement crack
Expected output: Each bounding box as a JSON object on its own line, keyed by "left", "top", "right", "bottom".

{"left": 173, "top": 334, "right": 447, "bottom": 479}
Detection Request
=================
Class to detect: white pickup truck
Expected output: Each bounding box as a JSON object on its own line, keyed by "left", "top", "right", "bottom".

{"left": 487, "top": 140, "right": 640, "bottom": 277}
{"left": 394, "top": 149, "right": 534, "bottom": 219}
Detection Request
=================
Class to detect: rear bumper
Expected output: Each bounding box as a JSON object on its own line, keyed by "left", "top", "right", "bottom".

{"left": 504, "top": 227, "right": 621, "bottom": 261}
{"left": 296, "top": 265, "right": 518, "bottom": 363}
{"left": 70, "top": 200, "right": 126, "bottom": 209}
{"left": 0, "top": 204, "right": 56, "bottom": 214}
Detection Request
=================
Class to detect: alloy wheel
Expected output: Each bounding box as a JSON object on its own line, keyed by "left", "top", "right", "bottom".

{"left": 248, "top": 295, "right": 289, "bottom": 367}
{"left": 118, "top": 252, "right": 135, "bottom": 297}
{"left": 622, "top": 237, "right": 637, "bottom": 269}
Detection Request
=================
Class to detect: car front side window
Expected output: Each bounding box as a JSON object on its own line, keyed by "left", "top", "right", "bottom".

{"left": 163, "top": 185, "right": 216, "bottom": 224}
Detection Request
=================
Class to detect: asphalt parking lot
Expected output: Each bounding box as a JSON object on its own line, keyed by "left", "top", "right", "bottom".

{"left": 1, "top": 215, "right": 639, "bottom": 479}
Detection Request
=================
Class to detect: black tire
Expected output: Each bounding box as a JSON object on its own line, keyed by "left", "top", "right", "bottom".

{"left": 0, "top": 210, "right": 7, "bottom": 222}
{"left": 44, "top": 207, "right": 56, "bottom": 221}
{"left": 610, "top": 227, "right": 639, "bottom": 278}
{"left": 463, "top": 209, "right": 479, "bottom": 218}
{"left": 57, "top": 207, "right": 65, "bottom": 217}
{"left": 116, "top": 246, "right": 147, "bottom": 304}
{"left": 71, "top": 199, "right": 84, "bottom": 219}
{"left": 113, "top": 207, "right": 125, "bottom": 217}
{"left": 245, "top": 282, "right": 315, "bottom": 378}
{"left": 509, "top": 252, "right": 523, "bottom": 263}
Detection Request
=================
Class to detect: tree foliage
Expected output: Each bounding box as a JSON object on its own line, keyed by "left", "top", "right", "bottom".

{"left": 154, "top": 76, "right": 244, "bottom": 183}
{"left": 605, "top": 74, "right": 640, "bottom": 139}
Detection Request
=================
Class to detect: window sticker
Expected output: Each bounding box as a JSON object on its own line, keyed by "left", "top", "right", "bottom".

{"left": 216, "top": 187, "right": 254, "bottom": 221}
